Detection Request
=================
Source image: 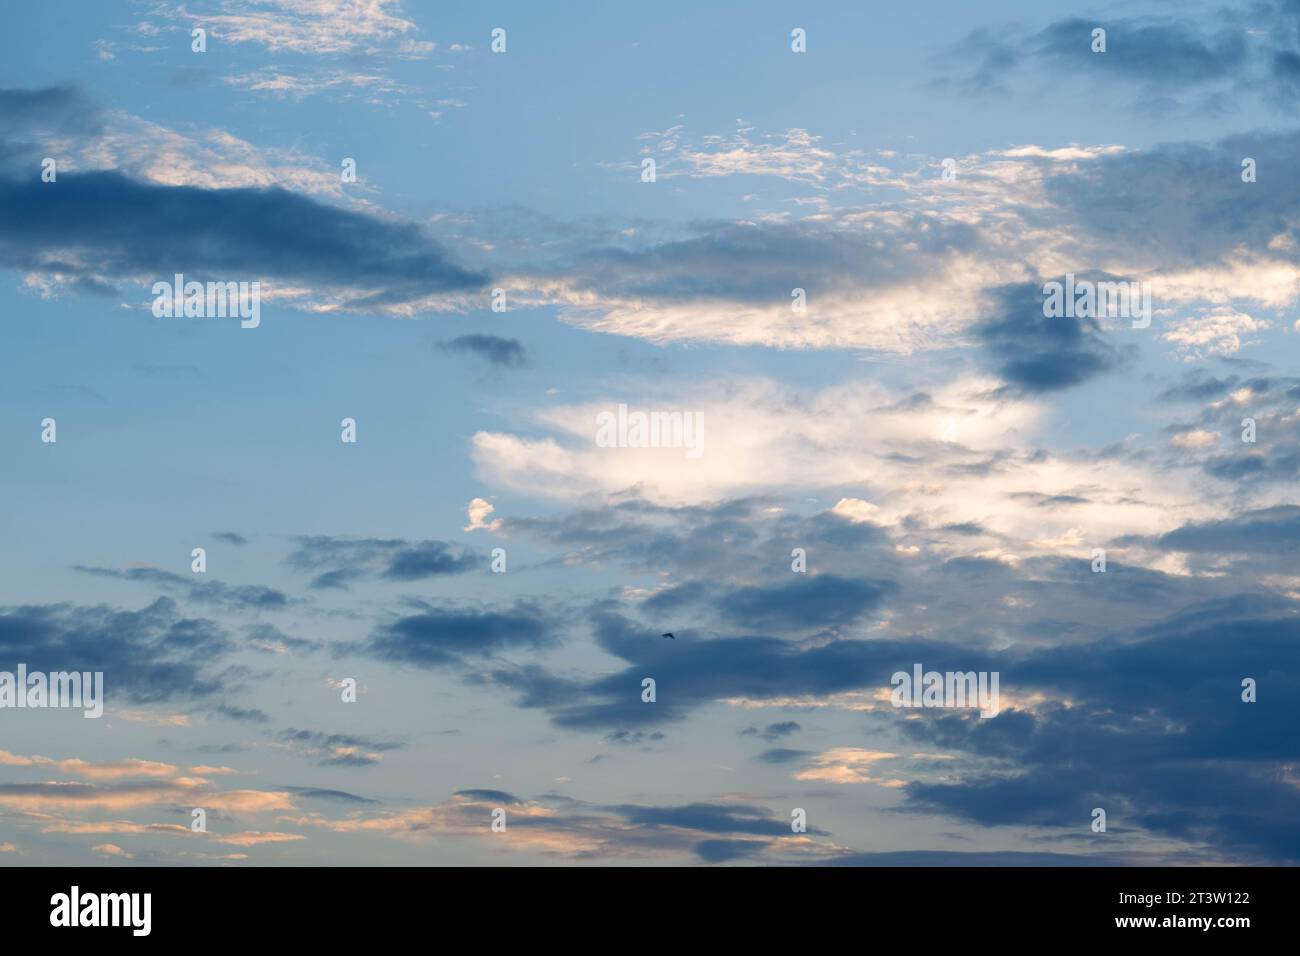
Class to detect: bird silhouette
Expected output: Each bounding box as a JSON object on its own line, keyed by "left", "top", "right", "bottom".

{"left": 661, "top": 632, "right": 675, "bottom": 639}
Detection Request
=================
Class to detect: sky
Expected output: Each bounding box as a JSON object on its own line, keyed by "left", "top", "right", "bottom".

{"left": 0, "top": 0, "right": 1298, "bottom": 866}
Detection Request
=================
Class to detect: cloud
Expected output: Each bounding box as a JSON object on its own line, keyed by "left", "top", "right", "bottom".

{"left": 656, "top": 544, "right": 1297, "bottom": 858}
{"left": 464, "top": 497, "right": 503, "bottom": 533}
{"left": 1046, "top": 129, "right": 1300, "bottom": 279}
{"left": 718, "top": 575, "right": 895, "bottom": 631}
{"left": 299, "top": 789, "right": 835, "bottom": 862}
{"left": 74, "top": 566, "right": 289, "bottom": 611}
{"left": 92, "top": 842, "right": 132, "bottom": 858}
{"left": 821, "top": 850, "right": 1124, "bottom": 866}
{"left": 693, "top": 839, "right": 768, "bottom": 862}
{"left": 0, "top": 780, "right": 295, "bottom": 813}
{"left": 481, "top": 608, "right": 1000, "bottom": 733}
{"left": 1169, "top": 427, "right": 1219, "bottom": 450}
{"left": 0, "top": 750, "right": 178, "bottom": 781}
{"left": 0, "top": 86, "right": 101, "bottom": 157}
{"left": 0, "top": 89, "right": 486, "bottom": 311}
{"left": 1131, "top": 506, "right": 1300, "bottom": 556}
{"left": 646, "top": 573, "right": 894, "bottom": 633}
{"left": 530, "top": 216, "right": 999, "bottom": 352}
{"left": 437, "top": 334, "right": 528, "bottom": 368}
{"left": 211, "top": 831, "right": 305, "bottom": 847}
{"left": 358, "top": 601, "right": 557, "bottom": 668}
{"left": 792, "top": 748, "right": 902, "bottom": 785}
{"left": 383, "top": 543, "right": 481, "bottom": 581}
{"left": 0, "top": 597, "right": 232, "bottom": 703}
{"left": 942, "top": 11, "right": 1267, "bottom": 107}
{"left": 605, "top": 730, "right": 664, "bottom": 747}
{"left": 245, "top": 623, "right": 318, "bottom": 655}
{"left": 1152, "top": 370, "right": 1300, "bottom": 490}
{"left": 631, "top": 124, "right": 901, "bottom": 189}
{"left": 279, "top": 786, "right": 378, "bottom": 805}
{"left": 471, "top": 378, "right": 1210, "bottom": 567}
{"left": 147, "top": 0, "right": 425, "bottom": 57}
{"left": 223, "top": 70, "right": 407, "bottom": 101}
{"left": 473, "top": 377, "right": 1041, "bottom": 503}
{"left": 974, "top": 282, "right": 1132, "bottom": 394}
{"left": 276, "top": 729, "right": 404, "bottom": 768}
{"left": 1032, "top": 17, "right": 1248, "bottom": 86}
{"left": 756, "top": 748, "right": 813, "bottom": 764}
{"left": 114, "top": 710, "right": 191, "bottom": 727}
{"left": 215, "top": 703, "right": 271, "bottom": 724}
{"left": 41, "top": 821, "right": 189, "bottom": 836}
{"left": 1, "top": 87, "right": 354, "bottom": 198}
{"left": 285, "top": 536, "right": 478, "bottom": 589}
{"left": 1162, "top": 308, "right": 1271, "bottom": 359}
{"left": 0, "top": 171, "right": 487, "bottom": 312}
{"left": 887, "top": 599, "right": 1300, "bottom": 863}
{"left": 740, "top": 721, "right": 802, "bottom": 742}
{"left": 497, "top": 119, "right": 1300, "bottom": 359}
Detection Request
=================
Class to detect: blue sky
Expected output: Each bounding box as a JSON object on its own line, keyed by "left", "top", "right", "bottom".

{"left": 1, "top": 0, "right": 1298, "bottom": 865}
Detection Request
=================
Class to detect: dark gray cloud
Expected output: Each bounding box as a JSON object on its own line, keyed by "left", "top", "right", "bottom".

{"left": 1124, "top": 506, "right": 1300, "bottom": 555}
{"left": 358, "top": 601, "right": 556, "bottom": 668}
{"left": 0, "top": 597, "right": 231, "bottom": 703}
{"left": 974, "top": 282, "right": 1131, "bottom": 395}
{"left": 285, "top": 536, "right": 478, "bottom": 589}
{"left": 1204, "top": 446, "right": 1300, "bottom": 483}
{"left": 642, "top": 573, "right": 892, "bottom": 633}
{"left": 1157, "top": 368, "right": 1254, "bottom": 403}
{"left": 506, "top": 494, "right": 1265, "bottom": 659}
{"left": 1047, "top": 128, "right": 1300, "bottom": 271}
{"left": 214, "top": 702, "right": 270, "bottom": 723}
{"left": 0, "top": 86, "right": 100, "bottom": 167}
{"left": 212, "top": 531, "right": 248, "bottom": 546}
{"left": 943, "top": 8, "right": 1296, "bottom": 108}
{"left": 1032, "top": 17, "right": 1248, "bottom": 85}
{"left": 757, "top": 748, "right": 813, "bottom": 765}
{"left": 891, "top": 598, "right": 1300, "bottom": 862}
{"left": 1155, "top": 369, "right": 1300, "bottom": 488}
{"left": 0, "top": 86, "right": 487, "bottom": 312}
{"left": 453, "top": 788, "right": 521, "bottom": 804}
{"left": 720, "top": 574, "right": 894, "bottom": 630}
{"left": 74, "top": 565, "right": 289, "bottom": 611}
{"left": 467, "top": 565, "right": 1300, "bottom": 863}
{"left": 0, "top": 171, "right": 488, "bottom": 307}
{"left": 693, "top": 839, "right": 768, "bottom": 862}
{"left": 822, "top": 850, "right": 1124, "bottom": 866}
{"left": 436, "top": 334, "right": 528, "bottom": 368}
{"left": 485, "top": 608, "right": 994, "bottom": 732}
{"left": 375, "top": 790, "right": 836, "bottom": 862}
{"left": 740, "top": 720, "right": 802, "bottom": 742}
{"left": 383, "top": 542, "right": 481, "bottom": 581}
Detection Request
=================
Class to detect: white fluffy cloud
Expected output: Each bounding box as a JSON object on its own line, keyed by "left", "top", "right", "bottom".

{"left": 472, "top": 375, "right": 1218, "bottom": 559}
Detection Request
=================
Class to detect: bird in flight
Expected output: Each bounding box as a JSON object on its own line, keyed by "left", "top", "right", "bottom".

{"left": 661, "top": 632, "right": 674, "bottom": 639}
